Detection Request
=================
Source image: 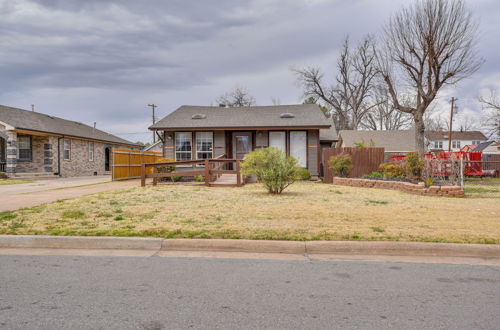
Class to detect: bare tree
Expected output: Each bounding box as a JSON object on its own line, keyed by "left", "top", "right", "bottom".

{"left": 216, "top": 86, "right": 256, "bottom": 107}
{"left": 478, "top": 89, "right": 500, "bottom": 139}
{"left": 294, "top": 35, "right": 379, "bottom": 131}
{"left": 378, "top": 0, "right": 482, "bottom": 156}
{"left": 361, "top": 86, "right": 413, "bottom": 130}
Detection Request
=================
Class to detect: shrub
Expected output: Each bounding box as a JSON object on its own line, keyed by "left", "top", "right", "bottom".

{"left": 363, "top": 171, "right": 382, "bottom": 179}
{"left": 379, "top": 163, "right": 405, "bottom": 178}
{"left": 156, "top": 158, "right": 175, "bottom": 181}
{"left": 0, "top": 172, "right": 8, "bottom": 179}
{"left": 194, "top": 175, "right": 204, "bottom": 182}
{"left": 172, "top": 176, "right": 183, "bottom": 182}
{"left": 328, "top": 154, "right": 352, "bottom": 177}
{"left": 296, "top": 168, "right": 312, "bottom": 180}
{"left": 425, "top": 176, "right": 434, "bottom": 187}
{"left": 240, "top": 147, "right": 301, "bottom": 194}
{"left": 403, "top": 152, "right": 424, "bottom": 179}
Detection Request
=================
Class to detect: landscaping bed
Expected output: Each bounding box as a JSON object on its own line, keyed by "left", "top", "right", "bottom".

{"left": 0, "top": 181, "right": 498, "bottom": 244}
{"left": 332, "top": 177, "right": 464, "bottom": 197}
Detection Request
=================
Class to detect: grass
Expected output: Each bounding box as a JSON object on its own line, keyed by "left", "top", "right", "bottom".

{"left": 0, "top": 179, "right": 33, "bottom": 185}
{"left": 1, "top": 180, "right": 499, "bottom": 244}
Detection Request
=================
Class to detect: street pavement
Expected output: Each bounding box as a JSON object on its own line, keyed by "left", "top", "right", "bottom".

{"left": 0, "top": 255, "right": 499, "bottom": 329}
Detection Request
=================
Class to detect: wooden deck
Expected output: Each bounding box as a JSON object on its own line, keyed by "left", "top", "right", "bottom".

{"left": 140, "top": 158, "right": 244, "bottom": 187}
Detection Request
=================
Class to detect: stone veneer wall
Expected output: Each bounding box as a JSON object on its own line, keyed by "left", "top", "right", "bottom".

{"left": 332, "top": 177, "right": 465, "bottom": 197}
{"left": 58, "top": 138, "right": 113, "bottom": 177}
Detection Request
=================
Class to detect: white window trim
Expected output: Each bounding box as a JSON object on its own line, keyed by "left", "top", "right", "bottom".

{"left": 88, "top": 142, "right": 94, "bottom": 161}
{"left": 195, "top": 132, "right": 213, "bottom": 160}
{"left": 175, "top": 132, "right": 192, "bottom": 161}
{"left": 63, "top": 139, "right": 71, "bottom": 161}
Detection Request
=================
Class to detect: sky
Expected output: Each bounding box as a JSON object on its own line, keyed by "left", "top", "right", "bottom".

{"left": 1, "top": 0, "right": 499, "bottom": 143}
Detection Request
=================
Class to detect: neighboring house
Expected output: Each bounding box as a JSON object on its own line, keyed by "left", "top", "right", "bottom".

{"left": 425, "top": 131, "right": 487, "bottom": 152}
{"left": 473, "top": 141, "right": 500, "bottom": 154}
{"left": 336, "top": 130, "right": 417, "bottom": 160}
{"left": 143, "top": 141, "right": 163, "bottom": 153}
{"left": 0, "top": 105, "right": 138, "bottom": 177}
{"left": 149, "top": 104, "right": 335, "bottom": 177}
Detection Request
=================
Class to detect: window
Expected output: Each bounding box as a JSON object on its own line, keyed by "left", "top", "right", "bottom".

{"left": 269, "top": 131, "right": 286, "bottom": 153}
{"left": 17, "top": 135, "right": 32, "bottom": 161}
{"left": 63, "top": 139, "right": 71, "bottom": 160}
{"left": 175, "top": 132, "right": 192, "bottom": 161}
{"left": 289, "top": 131, "right": 307, "bottom": 168}
{"left": 196, "top": 132, "right": 213, "bottom": 159}
{"left": 472, "top": 140, "right": 481, "bottom": 145}
{"left": 433, "top": 141, "right": 443, "bottom": 149}
{"left": 88, "top": 142, "right": 94, "bottom": 161}
{"left": 452, "top": 140, "right": 461, "bottom": 149}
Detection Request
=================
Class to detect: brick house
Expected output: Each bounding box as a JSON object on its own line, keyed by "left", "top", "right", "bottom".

{"left": 149, "top": 104, "right": 337, "bottom": 177}
{"left": 0, "top": 105, "right": 138, "bottom": 177}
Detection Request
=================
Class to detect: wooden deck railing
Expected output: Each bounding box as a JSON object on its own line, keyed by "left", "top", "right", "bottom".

{"left": 140, "top": 157, "right": 244, "bottom": 187}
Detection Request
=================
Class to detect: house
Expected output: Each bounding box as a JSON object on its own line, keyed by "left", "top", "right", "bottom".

{"left": 0, "top": 105, "right": 139, "bottom": 177}
{"left": 149, "top": 104, "right": 335, "bottom": 177}
{"left": 473, "top": 141, "right": 500, "bottom": 155}
{"left": 143, "top": 141, "right": 163, "bottom": 153}
{"left": 336, "top": 130, "right": 416, "bottom": 160}
{"left": 425, "top": 131, "right": 487, "bottom": 152}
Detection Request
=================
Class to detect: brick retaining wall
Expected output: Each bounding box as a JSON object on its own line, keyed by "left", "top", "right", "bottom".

{"left": 332, "top": 177, "right": 464, "bottom": 197}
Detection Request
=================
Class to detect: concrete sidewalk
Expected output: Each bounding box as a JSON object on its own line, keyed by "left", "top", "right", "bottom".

{"left": 1, "top": 179, "right": 139, "bottom": 211}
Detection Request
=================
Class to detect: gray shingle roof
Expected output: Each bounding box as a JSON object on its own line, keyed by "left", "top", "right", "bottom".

{"left": 319, "top": 124, "right": 338, "bottom": 142}
{"left": 338, "top": 130, "right": 416, "bottom": 152}
{"left": 0, "top": 105, "right": 137, "bottom": 146}
{"left": 425, "top": 130, "right": 487, "bottom": 141}
{"left": 472, "top": 141, "right": 494, "bottom": 152}
{"left": 150, "top": 104, "right": 332, "bottom": 130}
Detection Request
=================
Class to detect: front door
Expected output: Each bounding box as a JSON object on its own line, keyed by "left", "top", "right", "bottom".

{"left": 232, "top": 132, "right": 253, "bottom": 159}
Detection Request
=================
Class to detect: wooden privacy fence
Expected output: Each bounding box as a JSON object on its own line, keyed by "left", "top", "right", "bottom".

{"left": 112, "top": 148, "right": 163, "bottom": 180}
{"left": 322, "top": 147, "right": 385, "bottom": 183}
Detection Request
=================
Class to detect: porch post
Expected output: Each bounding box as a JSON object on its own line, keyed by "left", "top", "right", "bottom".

{"left": 5, "top": 131, "right": 17, "bottom": 176}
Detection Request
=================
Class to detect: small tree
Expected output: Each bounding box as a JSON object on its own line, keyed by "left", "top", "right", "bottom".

{"left": 328, "top": 154, "right": 352, "bottom": 177}
{"left": 241, "top": 148, "right": 300, "bottom": 194}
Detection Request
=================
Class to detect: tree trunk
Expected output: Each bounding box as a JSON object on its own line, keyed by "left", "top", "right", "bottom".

{"left": 413, "top": 110, "right": 426, "bottom": 158}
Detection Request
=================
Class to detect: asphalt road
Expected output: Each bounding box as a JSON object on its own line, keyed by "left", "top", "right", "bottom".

{"left": 0, "top": 255, "right": 499, "bottom": 330}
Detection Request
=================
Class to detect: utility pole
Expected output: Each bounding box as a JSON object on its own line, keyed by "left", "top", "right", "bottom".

{"left": 148, "top": 104, "right": 157, "bottom": 143}
{"left": 31, "top": 104, "right": 34, "bottom": 112}
{"left": 447, "top": 97, "right": 456, "bottom": 152}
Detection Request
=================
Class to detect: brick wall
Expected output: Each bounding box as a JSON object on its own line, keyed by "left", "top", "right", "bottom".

{"left": 58, "top": 138, "right": 113, "bottom": 177}
{"left": 332, "top": 177, "right": 465, "bottom": 197}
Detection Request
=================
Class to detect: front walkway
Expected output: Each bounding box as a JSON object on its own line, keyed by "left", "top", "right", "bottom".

{"left": 1, "top": 176, "right": 138, "bottom": 212}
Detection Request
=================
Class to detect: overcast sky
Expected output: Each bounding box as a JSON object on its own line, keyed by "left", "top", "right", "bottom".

{"left": 1, "top": 0, "right": 499, "bottom": 143}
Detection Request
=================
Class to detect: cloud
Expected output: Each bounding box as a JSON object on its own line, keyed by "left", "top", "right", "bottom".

{"left": 0, "top": 0, "right": 499, "bottom": 142}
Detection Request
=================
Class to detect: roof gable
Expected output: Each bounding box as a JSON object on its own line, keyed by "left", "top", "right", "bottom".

{"left": 150, "top": 104, "right": 331, "bottom": 130}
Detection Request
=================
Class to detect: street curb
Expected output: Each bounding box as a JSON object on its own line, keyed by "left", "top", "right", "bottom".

{"left": 161, "top": 238, "right": 306, "bottom": 254}
{"left": 0, "top": 235, "right": 163, "bottom": 250}
{"left": 0, "top": 236, "right": 499, "bottom": 258}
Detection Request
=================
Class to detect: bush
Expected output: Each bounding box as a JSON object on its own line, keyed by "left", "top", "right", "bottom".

{"left": 296, "top": 168, "right": 312, "bottom": 180}
{"left": 172, "top": 176, "right": 183, "bottom": 182}
{"left": 156, "top": 158, "right": 176, "bottom": 182}
{"left": 241, "top": 147, "right": 301, "bottom": 194}
{"left": 328, "top": 154, "right": 352, "bottom": 177}
{"left": 402, "top": 152, "right": 424, "bottom": 180}
{"left": 0, "top": 172, "right": 8, "bottom": 179}
{"left": 194, "top": 175, "right": 204, "bottom": 182}
{"left": 363, "top": 171, "right": 382, "bottom": 179}
{"left": 379, "top": 163, "right": 405, "bottom": 178}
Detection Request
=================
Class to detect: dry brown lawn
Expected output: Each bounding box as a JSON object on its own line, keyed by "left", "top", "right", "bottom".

{"left": 1, "top": 180, "right": 499, "bottom": 243}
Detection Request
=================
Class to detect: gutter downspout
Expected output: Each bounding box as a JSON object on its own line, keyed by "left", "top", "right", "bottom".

{"left": 57, "top": 137, "right": 62, "bottom": 177}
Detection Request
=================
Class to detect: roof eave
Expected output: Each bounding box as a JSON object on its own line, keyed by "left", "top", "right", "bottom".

{"left": 149, "top": 125, "right": 331, "bottom": 131}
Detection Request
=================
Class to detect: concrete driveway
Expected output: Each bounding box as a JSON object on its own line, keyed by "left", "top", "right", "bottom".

{"left": 1, "top": 176, "right": 139, "bottom": 212}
